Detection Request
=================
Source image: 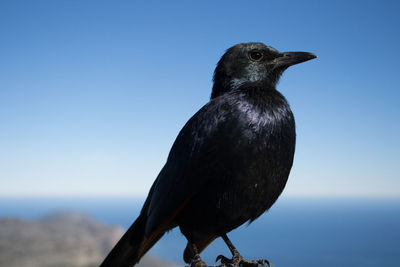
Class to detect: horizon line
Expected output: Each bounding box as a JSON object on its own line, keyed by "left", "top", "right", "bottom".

{"left": 1, "top": 193, "right": 399, "bottom": 200}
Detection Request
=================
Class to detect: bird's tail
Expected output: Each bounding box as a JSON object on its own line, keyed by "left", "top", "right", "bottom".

{"left": 100, "top": 214, "right": 165, "bottom": 267}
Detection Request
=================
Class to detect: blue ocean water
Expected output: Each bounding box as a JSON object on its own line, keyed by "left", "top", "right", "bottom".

{"left": 0, "top": 197, "right": 399, "bottom": 267}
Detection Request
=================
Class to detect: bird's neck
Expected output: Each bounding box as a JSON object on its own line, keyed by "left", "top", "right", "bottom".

{"left": 211, "top": 78, "right": 230, "bottom": 99}
{"left": 237, "top": 85, "right": 291, "bottom": 116}
{"left": 211, "top": 79, "right": 277, "bottom": 99}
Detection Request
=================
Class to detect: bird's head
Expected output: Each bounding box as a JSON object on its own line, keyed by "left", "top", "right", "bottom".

{"left": 211, "top": 42, "right": 316, "bottom": 99}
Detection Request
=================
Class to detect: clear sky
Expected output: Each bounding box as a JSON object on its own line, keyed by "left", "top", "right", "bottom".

{"left": 0, "top": 0, "right": 399, "bottom": 197}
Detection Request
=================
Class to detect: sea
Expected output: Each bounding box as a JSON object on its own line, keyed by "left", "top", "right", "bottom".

{"left": 0, "top": 196, "right": 399, "bottom": 267}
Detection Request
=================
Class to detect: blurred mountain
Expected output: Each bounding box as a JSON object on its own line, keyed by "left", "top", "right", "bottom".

{"left": 0, "top": 211, "right": 179, "bottom": 267}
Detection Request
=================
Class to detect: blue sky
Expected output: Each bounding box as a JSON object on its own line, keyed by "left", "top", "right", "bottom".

{"left": 0, "top": 0, "right": 399, "bottom": 197}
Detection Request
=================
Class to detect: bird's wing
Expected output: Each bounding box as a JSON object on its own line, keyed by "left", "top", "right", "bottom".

{"left": 142, "top": 97, "right": 237, "bottom": 240}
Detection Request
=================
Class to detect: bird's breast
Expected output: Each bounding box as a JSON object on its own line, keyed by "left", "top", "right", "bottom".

{"left": 216, "top": 96, "right": 296, "bottom": 223}
{"left": 177, "top": 92, "right": 296, "bottom": 233}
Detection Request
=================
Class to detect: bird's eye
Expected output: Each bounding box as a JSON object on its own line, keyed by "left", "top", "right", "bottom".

{"left": 249, "top": 51, "right": 263, "bottom": 61}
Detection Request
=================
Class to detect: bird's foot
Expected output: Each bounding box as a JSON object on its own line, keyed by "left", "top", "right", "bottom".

{"left": 240, "top": 259, "right": 270, "bottom": 267}
{"left": 190, "top": 254, "right": 208, "bottom": 267}
{"left": 216, "top": 254, "right": 240, "bottom": 267}
{"left": 216, "top": 254, "right": 270, "bottom": 267}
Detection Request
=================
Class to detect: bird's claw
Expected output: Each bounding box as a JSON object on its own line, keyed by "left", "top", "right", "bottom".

{"left": 215, "top": 255, "right": 270, "bottom": 267}
{"left": 241, "top": 259, "right": 270, "bottom": 267}
{"left": 216, "top": 254, "right": 235, "bottom": 266}
{"left": 237, "top": 260, "right": 270, "bottom": 267}
{"left": 216, "top": 254, "right": 223, "bottom": 262}
{"left": 251, "top": 259, "right": 271, "bottom": 267}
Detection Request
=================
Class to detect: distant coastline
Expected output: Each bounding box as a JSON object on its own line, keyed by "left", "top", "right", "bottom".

{"left": 0, "top": 211, "right": 179, "bottom": 267}
{"left": 0, "top": 197, "right": 399, "bottom": 266}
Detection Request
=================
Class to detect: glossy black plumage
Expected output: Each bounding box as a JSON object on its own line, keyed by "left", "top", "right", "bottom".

{"left": 100, "top": 42, "right": 316, "bottom": 267}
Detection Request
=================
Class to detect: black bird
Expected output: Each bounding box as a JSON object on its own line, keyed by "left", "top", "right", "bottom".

{"left": 101, "top": 42, "right": 316, "bottom": 267}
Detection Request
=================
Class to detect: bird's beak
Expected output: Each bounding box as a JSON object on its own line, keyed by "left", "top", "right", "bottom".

{"left": 271, "top": 52, "right": 317, "bottom": 68}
